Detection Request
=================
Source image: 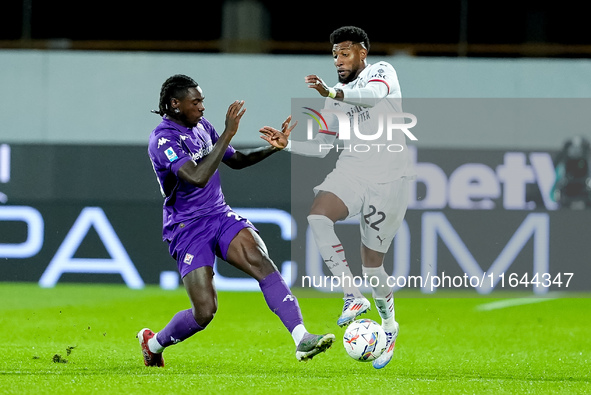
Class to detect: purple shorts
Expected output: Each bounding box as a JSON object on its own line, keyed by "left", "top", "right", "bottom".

{"left": 168, "top": 207, "right": 257, "bottom": 278}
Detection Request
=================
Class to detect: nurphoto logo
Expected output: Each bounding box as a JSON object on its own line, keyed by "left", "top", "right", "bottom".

{"left": 302, "top": 107, "right": 418, "bottom": 153}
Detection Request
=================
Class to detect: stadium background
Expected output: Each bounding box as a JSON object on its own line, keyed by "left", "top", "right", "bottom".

{"left": 1, "top": 0, "right": 590, "bottom": 293}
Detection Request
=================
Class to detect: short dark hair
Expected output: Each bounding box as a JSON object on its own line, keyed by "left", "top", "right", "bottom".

{"left": 152, "top": 74, "right": 198, "bottom": 116}
{"left": 330, "top": 26, "right": 370, "bottom": 51}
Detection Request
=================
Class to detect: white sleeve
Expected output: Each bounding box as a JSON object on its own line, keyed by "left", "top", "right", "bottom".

{"left": 285, "top": 108, "right": 338, "bottom": 157}
{"left": 287, "top": 131, "right": 337, "bottom": 158}
{"left": 341, "top": 82, "right": 389, "bottom": 108}
{"left": 341, "top": 62, "right": 399, "bottom": 108}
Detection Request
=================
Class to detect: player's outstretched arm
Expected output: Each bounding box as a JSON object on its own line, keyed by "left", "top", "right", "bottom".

{"left": 224, "top": 115, "right": 297, "bottom": 170}
{"left": 305, "top": 73, "right": 390, "bottom": 108}
{"left": 305, "top": 75, "right": 344, "bottom": 100}
{"left": 262, "top": 125, "right": 337, "bottom": 159}
{"left": 258, "top": 115, "right": 296, "bottom": 150}
{"left": 179, "top": 100, "right": 246, "bottom": 187}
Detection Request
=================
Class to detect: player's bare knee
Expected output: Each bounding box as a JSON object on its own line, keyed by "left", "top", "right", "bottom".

{"left": 309, "top": 192, "right": 348, "bottom": 221}
{"left": 192, "top": 301, "right": 217, "bottom": 327}
{"left": 192, "top": 295, "right": 218, "bottom": 328}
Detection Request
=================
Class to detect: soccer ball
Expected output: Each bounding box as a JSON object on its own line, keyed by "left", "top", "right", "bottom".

{"left": 343, "top": 319, "right": 387, "bottom": 362}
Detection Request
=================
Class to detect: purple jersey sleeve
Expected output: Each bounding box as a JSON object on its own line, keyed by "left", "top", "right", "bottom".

{"left": 149, "top": 128, "right": 192, "bottom": 177}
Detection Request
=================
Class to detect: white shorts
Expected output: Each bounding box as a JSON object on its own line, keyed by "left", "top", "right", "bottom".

{"left": 313, "top": 169, "right": 411, "bottom": 253}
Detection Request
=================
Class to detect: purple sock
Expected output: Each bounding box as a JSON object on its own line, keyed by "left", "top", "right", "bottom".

{"left": 259, "top": 271, "right": 304, "bottom": 332}
{"left": 156, "top": 309, "right": 204, "bottom": 348}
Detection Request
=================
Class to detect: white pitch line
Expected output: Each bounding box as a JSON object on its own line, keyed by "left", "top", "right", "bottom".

{"left": 476, "top": 296, "right": 560, "bottom": 311}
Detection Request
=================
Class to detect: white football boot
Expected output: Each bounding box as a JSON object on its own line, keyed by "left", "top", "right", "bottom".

{"left": 337, "top": 294, "right": 371, "bottom": 327}
{"left": 372, "top": 321, "right": 399, "bottom": 369}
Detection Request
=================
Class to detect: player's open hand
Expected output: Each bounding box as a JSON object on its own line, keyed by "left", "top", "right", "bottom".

{"left": 225, "top": 100, "right": 246, "bottom": 136}
{"left": 305, "top": 75, "right": 330, "bottom": 97}
{"left": 259, "top": 115, "right": 297, "bottom": 149}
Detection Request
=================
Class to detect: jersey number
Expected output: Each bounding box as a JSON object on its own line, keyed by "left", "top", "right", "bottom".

{"left": 363, "top": 205, "right": 386, "bottom": 231}
{"left": 227, "top": 212, "right": 243, "bottom": 221}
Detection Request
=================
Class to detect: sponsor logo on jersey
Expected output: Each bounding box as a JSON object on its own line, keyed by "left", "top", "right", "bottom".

{"left": 370, "top": 68, "right": 387, "bottom": 80}
{"left": 190, "top": 143, "right": 213, "bottom": 162}
{"left": 157, "top": 138, "right": 170, "bottom": 148}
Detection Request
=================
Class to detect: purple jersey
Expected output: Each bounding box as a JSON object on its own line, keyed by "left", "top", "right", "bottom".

{"left": 148, "top": 116, "right": 236, "bottom": 241}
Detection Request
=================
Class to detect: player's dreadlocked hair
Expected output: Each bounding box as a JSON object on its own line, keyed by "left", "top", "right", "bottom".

{"left": 151, "top": 74, "right": 198, "bottom": 116}
{"left": 330, "top": 26, "right": 370, "bottom": 51}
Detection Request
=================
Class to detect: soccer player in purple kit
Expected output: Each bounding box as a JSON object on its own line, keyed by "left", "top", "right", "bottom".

{"left": 138, "top": 74, "right": 334, "bottom": 367}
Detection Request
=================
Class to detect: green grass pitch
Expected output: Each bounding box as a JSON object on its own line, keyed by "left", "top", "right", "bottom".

{"left": 0, "top": 283, "right": 589, "bottom": 394}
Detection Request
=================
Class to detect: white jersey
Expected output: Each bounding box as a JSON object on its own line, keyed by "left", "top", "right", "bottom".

{"left": 290, "top": 61, "right": 415, "bottom": 184}
{"left": 328, "top": 61, "right": 414, "bottom": 183}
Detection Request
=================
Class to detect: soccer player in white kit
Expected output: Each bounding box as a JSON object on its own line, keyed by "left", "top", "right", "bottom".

{"left": 260, "top": 26, "right": 415, "bottom": 369}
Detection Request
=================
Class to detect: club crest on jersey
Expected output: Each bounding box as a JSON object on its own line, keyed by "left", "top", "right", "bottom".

{"left": 164, "top": 147, "right": 178, "bottom": 162}
{"left": 183, "top": 253, "right": 194, "bottom": 265}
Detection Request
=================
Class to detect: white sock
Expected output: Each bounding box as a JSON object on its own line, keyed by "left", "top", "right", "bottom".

{"left": 374, "top": 294, "right": 396, "bottom": 332}
{"left": 308, "top": 214, "right": 363, "bottom": 298}
{"left": 148, "top": 333, "right": 165, "bottom": 353}
{"left": 362, "top": 265, "right": 396, "bottom": 331}
{"left": 362, "top": 265, "right": 391, "bottom": 299}
{"left": 291, "top": 324, "right": 307, "bottom": 346}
